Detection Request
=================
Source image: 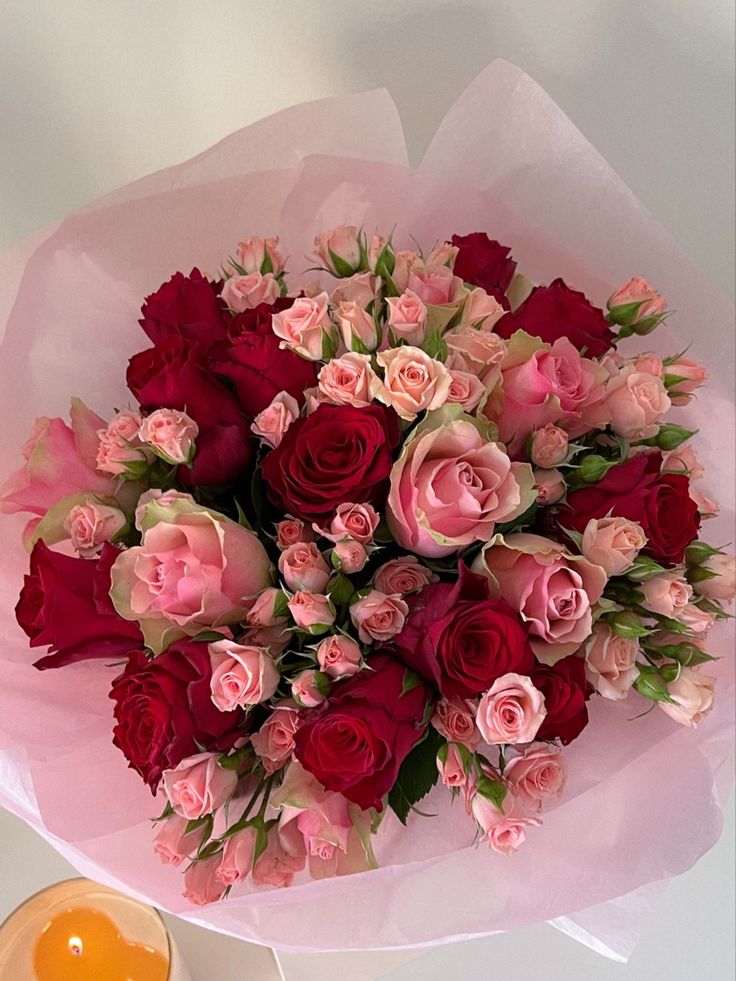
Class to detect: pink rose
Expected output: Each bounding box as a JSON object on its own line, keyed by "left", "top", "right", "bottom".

{"left": 425, "top": 242, "right": 459, "bottom": 267}
{"left": 333, "top": 539, "right": 368, "bottom": 573}
{"left": 318, "top": 502, "right": 380, "bottom": 545}
{"left": 330, "top": 272, "right": 381, "bottom": 308}
{"left": 488, "top": 336, "right": 607, "bottom": 453}
{"left": 109, "top": 493, "right": 272, "bottom": 653}
{"left": 251, "top": 706, "right": 301, "bottom": 773}
{"left": 471, "top": 793, "right": 541, "bottom": 855}
{"left": 252, "top": 833, "right": 305, "bottom": 888}
{"left": 209, "top": 639, "right": 280, "bottom": 711}
{"left": 663, "top": 444, "right": 704, "bottom": 481}
{"left": 312, "top": 225, "right": 362, "bottom": 275}
{"left": 273, "top": 762, "right": 372, "bottom": 879}
{"left": 666, "top": 357, "right": 708, "bottom": 405}
{"left": 272, "top": 293, "right": 333, "bottom": 361}
{"left": 278, "top": 542, "right": 330, "bottom": 592}
{"left": 183, "top": 854, "right": 226, "bottom": 906}
{"left": 373, "top": 556, "right": 437, "bottom": 595}
{"left": 474, "top": 533, "right": 607, "bottom": 664}
{"left": 251, "top": 391, "right": 299, "bottom": 449}
{"left": 275, "top": 518, "right": 314, "bottom": 549}
{"left": 533, "top": 468, "right": 566, "bottom": 505}
{"left": 216, "top": 827, "right": 257, "bottom": 885}
{"left": 602, "top": 365, "right": 671, "bottom": 440}
{"left": 153, "top": 814, "right": 201, "bottom": 866}
{"left": 680, "top": 603, "right": 715, "bottom": 635}
{"left": 316, "top": 634, "right": 362, "bottom": 679}
{"left": 446, "top": 369, "right": 486, "bottom": 412}
{"left": 458, "top": 289, "right": 506, "bottom": 329}
{"left": 292, "top": 669, "right": 328, "bottom": 708}
{"left": 658, "top": 667, "right": 715, "bottom": 728}
{"left": 221, "top": 272, "right": 281, "bottom": 312}
{"left": 694, "top": 553, "right": 736, "bottom": 603}
{"left": 437, "top": 743, "right": 468, "bottom": 787}
{"left": 368, "top": 233, "right": 388, "bottom": 270}
{"left": 335, "top": 301, "right": 379, "bottom": 352}
{"left": 581, "top": 516, "right": 647, "bottom": 576}
{"left": 432, "top": 697, "right": 481, "bottom": 749}
{"left": 475, "top": 673, "right": 547, "bottom": 744}
{"left": 139, "top": 407, "right": 199, "bottom": 465}
{"left": 0, "top": 400, "right": 118, "bottom": 538}
{"left": 350, "top": 590, "right": 408, "bottom": 643}
{"left": 530, "top": 425, "right": 569, "bottom": 469}
{"left": 236, "top": 235, "right": 286, "bottom": 276}
{"left": 407, "top": 261, "right": 463, "bottom": 305}
{"left": 96, "top": 408, "right": 152, "bottom": 477}
{"left": 583, "top": 623, "right": 639, "bottom": 700}
{"left": 162, "top": 752, "right": 238, "bottom": 820}
{"left": 391, "top": 250, "right": 420, "bottom": 292}
{"left": 445, "top": 326, "right": 506, "bottom": 385}
{"left": 608, "top": 277, "right": 667, "bottom": 319}
{"left": 247, "top": 588, "right": 288, "bottom": 627}
{"left": 630, "top": 354, "right": 664, "bottom": 378}
{"left": 317, "top": 353, "right": 378, "bottom": 408}
{"left": 504, "top": 742, "right": 567, "bottom": 810}
{"left": 640, "top": 572, "right": 692, "bottom": 617}
{"left": 387, "top": 411, "right": 537, "bottom": 558}
{"left": 288, "top": 592, "right": 335, "bottom": 632}
{"left": 386, "top": 290, "right": 428, "bottom": 346}
{"left": 64, "top": 501, "right": 127, "bottom": 557}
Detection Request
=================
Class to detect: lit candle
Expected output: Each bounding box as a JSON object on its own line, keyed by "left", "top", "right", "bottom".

{"left": 0, "top": 879, "right": 190, "bottom": 981}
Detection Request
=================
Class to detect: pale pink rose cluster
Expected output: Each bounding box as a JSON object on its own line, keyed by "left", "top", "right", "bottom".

{"left": 98, "top": 407, "right": 199, "bottom": 473}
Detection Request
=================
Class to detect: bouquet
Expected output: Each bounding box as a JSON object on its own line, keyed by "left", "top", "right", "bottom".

{"left": 0, "top": 62, "right": 733, "bottom": 957}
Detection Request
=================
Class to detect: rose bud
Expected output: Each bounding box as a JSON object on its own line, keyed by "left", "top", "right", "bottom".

{"left": 316, "top": 634, "right": 362, "bottom": 679}
{"left": 251, "top": 392, "right": 300, "bottom": 449}
{"left": 291, "top": 669, "right": 330, "bottom": 708}
{"left": 162, "top": 752, "right": 238, "bottom": 820}
{"left": 312, "top": 225, "right": 363, "bottom": 276}
{"left": 530, "top": 424, "right": 569, "bottom": 468}
{"left": 139, "top": 408, "right": 199, "bottom": 466}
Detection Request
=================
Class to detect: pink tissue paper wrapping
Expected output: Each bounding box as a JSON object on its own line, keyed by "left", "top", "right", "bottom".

{"left": 0, "top": 60, "right": 733, "bottom": 960}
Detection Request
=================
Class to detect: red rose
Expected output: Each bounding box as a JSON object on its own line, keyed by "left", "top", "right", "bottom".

{"left": 109, "top": 639, "right": 247, "bottom": 791}
{"left": 261, "top": 403, "right": 400, "bottom": 523}
{"left": 207, "top": 302, "right": 319, "bottom": 418}
{"left": 16, "top": 542, "right": 142, "bottom": 671}
{"left": 496, "top": 278, "right": 615, "bottom": 358}
{"left": 388, "top": 565, "right": 535, "bottom": 698}
{"left": 559, "top": 452, "right": 700, "bottom": 566}
{"left": 293, "top": 654, "right": 431, "bottom": 810}
{"left": 139, "top": 269, "right": 228, "bottom": 347}
{"left": 531, "top": 656, "right": 589, "bottom": 744}
{"left": 451, "top": 232, "right": 517, "bottom": 293}
{"left": 126, "top": 334, "right": 252, "bottom": 485}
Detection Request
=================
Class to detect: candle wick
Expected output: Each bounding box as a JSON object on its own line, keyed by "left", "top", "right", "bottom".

{"left": 68, "top": 936, "right": 84, "bottom": 956}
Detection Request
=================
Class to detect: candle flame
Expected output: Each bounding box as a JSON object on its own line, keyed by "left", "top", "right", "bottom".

{"left": 68, "top": 935, "right": 84, "bottom": 956}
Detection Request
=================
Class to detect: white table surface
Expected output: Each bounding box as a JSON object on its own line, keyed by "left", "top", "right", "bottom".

{"left": 0, "top": 2, "right": 734, "bottom": 979}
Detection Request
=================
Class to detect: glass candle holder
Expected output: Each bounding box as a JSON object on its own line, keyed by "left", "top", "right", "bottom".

{"left": 0, "top": 878, "right": 191, "bottom": 981}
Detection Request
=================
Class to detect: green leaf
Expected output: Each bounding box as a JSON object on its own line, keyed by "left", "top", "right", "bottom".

{"left": 234, "top": 498, "right": 255, "bottom": 531}
{"left": 327, "top": 572, "right": 355, "bottom": 607}
{"left": 321, "top": 327, "right": 339, "bottom": 361}
{"left": 421, "top": 328, "right": 448, "bottom": 363}
{"left": 387, "top": 726, "right": 443, "bottom": 825}
{"left": 476, "top": 774, "right": 507, "bottom": 812}
{"left": 400, "top": 668, "right": 423, "bottom": 696}
{"left": 328, "top": 249, "right": 357, "bottom": 278}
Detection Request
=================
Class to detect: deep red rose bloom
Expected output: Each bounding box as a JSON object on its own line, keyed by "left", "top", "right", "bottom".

{"left": 139, "top": 269, "right": 228, "bottom": 347}
{"left": 109, "top": 639, "right": 246, "bottom": 791}
{"left": 127, "top": 334, "right": 252, "bottom": 485}
{"left": 16, "top": 542, "right": 142, "bottom": 671}
{"left": 532, "top": 656, "right": 589, "bottom": 745}
{"left": 495, "top": 278, "right": 615, "bottom": 358}
{"left": 558, "top": 452, "right": 700, "bottom": 566}
{"left": 451, "top": 232, "right": 517, "bottom": 293}
{"left": 261, "top": 403, "right": 400, "bottom": 523}
{"left": 294, "top": 654, "right": 431, "bottom": 811}
{"left": 208, "top": 301, "right": 318, "bottom": 418}
{"left": 388, "top": 565, "right": 535, "bottom": 698}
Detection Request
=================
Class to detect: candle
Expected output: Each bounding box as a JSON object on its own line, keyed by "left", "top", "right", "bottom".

{"left": 0, "top": 878, "right": 191, "bottom": 981}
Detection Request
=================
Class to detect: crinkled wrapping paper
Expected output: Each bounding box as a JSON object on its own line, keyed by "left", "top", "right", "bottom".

{"left": 0, "top": 61, "right": 733, "bottom": 960}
